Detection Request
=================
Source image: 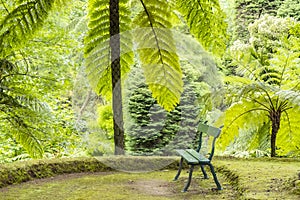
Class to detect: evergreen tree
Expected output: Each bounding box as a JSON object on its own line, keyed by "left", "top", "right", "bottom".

{"left": 126, "top": 84, "right": 182, "bottom": 155}
{"left": 125, "top": 47, "right": 222, "bottom": 155}
{"left": 277, "top": 0, "right": 300, "bottom": 21}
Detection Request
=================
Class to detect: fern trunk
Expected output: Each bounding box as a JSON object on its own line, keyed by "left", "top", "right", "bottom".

{"left": 110, "top": 0, "right": 125, "bottom": 155}
{"left": 270, "top": 110, "right": 281, "bottom": 157}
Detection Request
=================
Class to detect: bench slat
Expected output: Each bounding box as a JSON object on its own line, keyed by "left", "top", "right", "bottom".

{"left": 176, "top": 149, "right": 199, "bottom": 164}
{"left": 185, "top": 149, "right": 210, "bottom": 163}
{"left": 198, "top": 123, "right": 221, "bottom": 138}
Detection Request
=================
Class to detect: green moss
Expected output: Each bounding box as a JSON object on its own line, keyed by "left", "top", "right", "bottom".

{"left": 216, "top": 159, "right": 300, "bottom": 199}
{"left": 0, "top": 157, "right": 113, "bottom": 188}
{"left": 0, "top": 156, "right": 299, "bottom": 199}
{"left": 0, "top": 156, "right": 183, "bottom": 188}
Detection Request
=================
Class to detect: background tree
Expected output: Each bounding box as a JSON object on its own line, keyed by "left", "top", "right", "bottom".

{"left": 219, "top": 16, "right": 300, "bottom": 157}
{"left": 234, "top": 0, "right": 284, "bottom": 40}
{"left": 277, "top": 0, "right": 300, "bottom": 21}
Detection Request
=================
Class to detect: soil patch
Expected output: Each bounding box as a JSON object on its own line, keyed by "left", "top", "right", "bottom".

{"left": 127, "top": 179, "right": 175, "bottom": 196}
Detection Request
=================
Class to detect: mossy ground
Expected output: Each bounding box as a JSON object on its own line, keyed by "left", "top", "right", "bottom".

{"left": 0, "top": 170, "right": 236, "bottom": 200}
{"left": 216, "top": 158, "right": 300, "bottom": 199}
{"left": 0, "top": 157, "right": 299, "bottom": 200}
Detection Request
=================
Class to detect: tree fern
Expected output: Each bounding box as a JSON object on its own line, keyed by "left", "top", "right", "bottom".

{"left": 85, "top": 0, "right": 228, "bottom": 111}
{"left": 84, "top": 0, "right": 133, "bottom": 99}
{"left": 84, "top": 0, "right": 228, "bottom": 153}
{"left": 222, "top": 73, "right": 300, "bottom": 156}
{"left": 222, "top": 18, "right": 300, "bottom": 156}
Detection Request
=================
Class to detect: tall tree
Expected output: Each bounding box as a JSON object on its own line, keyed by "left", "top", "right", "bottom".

{"left": 84, "top": 0, "right": 228, "bottom": 154}
{"left": 109, "top": 0, "right": 124, "bottom": 154}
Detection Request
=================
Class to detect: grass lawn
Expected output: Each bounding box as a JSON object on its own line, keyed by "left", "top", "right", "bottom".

{"left": 0, "top": 158, "right": 299, "bottom": 200}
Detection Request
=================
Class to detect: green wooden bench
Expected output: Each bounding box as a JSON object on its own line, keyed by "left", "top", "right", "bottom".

{"left": 173, "top": 122, "right": 223, "bottom": 192}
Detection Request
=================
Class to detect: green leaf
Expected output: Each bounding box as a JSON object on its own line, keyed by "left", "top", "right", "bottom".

{"left": 175, "top": 0, "right": 228, "bottom": 56}
{"left": 134, "top": 0, "right": 183, "bottom": 111}
{"left": 0, "top": 0, "right": 66, "bottom": 58}
{"left": 84, "top": 0, "right": 133, "bottom": 99}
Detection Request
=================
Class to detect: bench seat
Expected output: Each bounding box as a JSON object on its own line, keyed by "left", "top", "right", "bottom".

{"left": 176, "top": 149, "right": 210, "bottom": 164}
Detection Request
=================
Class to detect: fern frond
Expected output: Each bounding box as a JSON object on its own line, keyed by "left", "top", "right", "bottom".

{"left": 85, "top": 0, "right": 133, "bottom": 98}
{"left": 224, "top": 76, "right": 252, "bottom": 85}
{"left": 14, "top": 129, "right": 43, "bottom": 158}
{"left": 175, "top": 0, "right": 228, "bottom": 56}
{"left": 276, "top": 108, "right": 300, "bottom": 156}
{"left": 0, "top": 0, "right": 65, "bottom": 58}
{"left": 5, "top": 115, "right": 43, "bottom": 158}
{"left": 248, "top": 121, "right": 270, "bottom": 151}
{"left": 133, "top": 0, "right": 183, "bottom": 111}
{"left": 276, "top": 89, "right": 300, "bottom": 107}
{"left": 226, "top": 120, "right": 270, "bottom": 155}
{"left": 218, "top": 100, "right": 268, "bottom": 151}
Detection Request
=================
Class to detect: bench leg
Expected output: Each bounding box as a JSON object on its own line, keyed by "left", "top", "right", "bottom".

{"left": 200, "top": 165, "right": 208, "bottom": 179}
{"left": 183, "top": 165, "right": 194, "bottom": 192}
{"left": 174, "top": 157, "right": 184, "bottom": 181}
{"left": 208, "top": 163, "right": 222, "bottom": 190}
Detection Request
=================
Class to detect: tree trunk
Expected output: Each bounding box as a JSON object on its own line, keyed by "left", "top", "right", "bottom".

{"left": 270, "top": 110, "right": 281, "bottom": 157}
{"left": 110, "top": 0, "right": 125, "bottom": 155}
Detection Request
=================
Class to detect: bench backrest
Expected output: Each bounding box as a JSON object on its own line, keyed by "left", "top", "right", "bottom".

{"left": 196, "top": 123, "right": 222, "bottom": 161}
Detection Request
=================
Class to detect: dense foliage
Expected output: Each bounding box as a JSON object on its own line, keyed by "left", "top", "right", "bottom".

{"left": 0, "top": 0, "right": 86, "bottom": 162}
{"left": 234, "top": 0, "right": 300, "bottom": 40}
{"left": 0, "top": 0, "right": 300, "bottom": 161}
{"left": 234, "top": 0, "right": 284, "bottom": 40}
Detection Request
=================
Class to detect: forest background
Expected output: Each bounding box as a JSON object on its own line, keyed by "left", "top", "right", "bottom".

{"left": 0, "top": 0, "right": 300, "bottom": 163}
